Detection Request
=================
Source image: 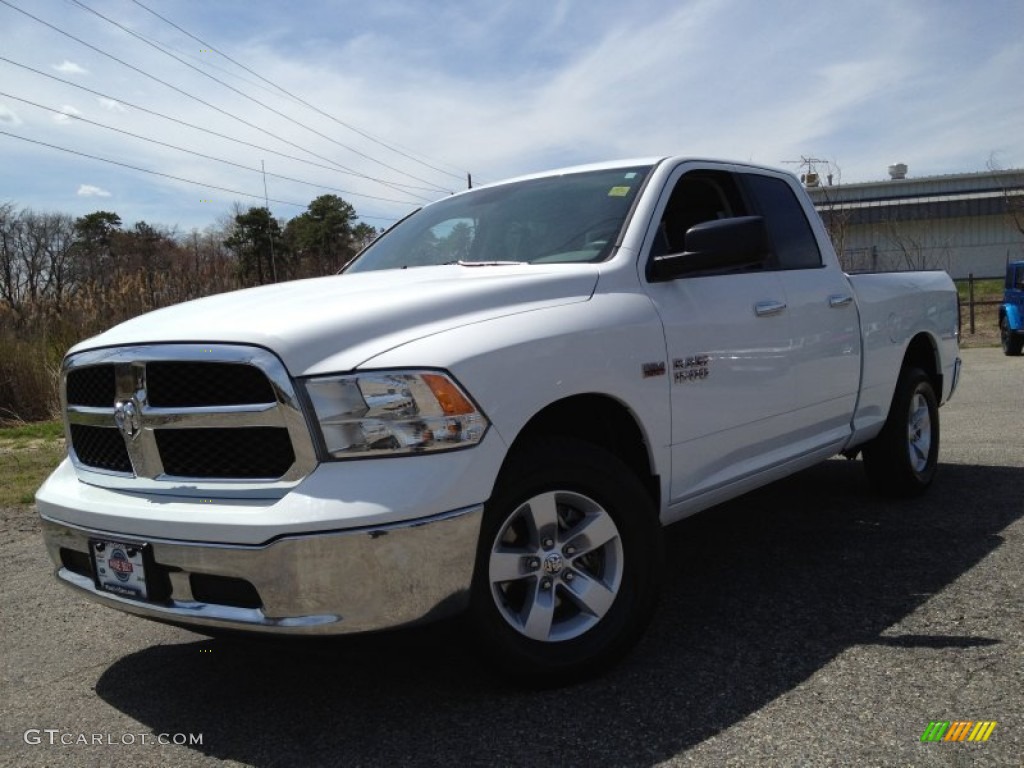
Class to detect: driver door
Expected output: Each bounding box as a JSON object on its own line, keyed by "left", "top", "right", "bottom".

{"left": 641, "top": 165, "right": 798, "bottom": 505}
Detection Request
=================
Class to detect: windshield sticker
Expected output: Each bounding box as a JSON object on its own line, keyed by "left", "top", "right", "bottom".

{"left": 624, "top": 172, "right": 637, "bottom": 179}
{"left": 608, "top": 186, "right": 631, "bottom": 197}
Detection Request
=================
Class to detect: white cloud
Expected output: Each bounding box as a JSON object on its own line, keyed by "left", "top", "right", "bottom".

{"left": 52, "top": 60, "right": 88, "bottom": 75}
{"left": 98, "top": 98, "right": 126, "bottom": 113}
{"left": 77, "top": 184, "right": 111, "bottom": 197}
{"left": 52, "top": 105, "right": 81, "bottom": 123}
{"left": 0, "top": 0, "right": 1019, "bottom": 231}
{"left": 0, "top": 104, "right": 21, "bottom": 125}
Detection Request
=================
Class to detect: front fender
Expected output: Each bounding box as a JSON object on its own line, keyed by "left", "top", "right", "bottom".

{"left": 358, "top": 292, "right": 672, "bottom": 482}
{"left": 1001, "top": 302, "right": 1023, "bottom": 331}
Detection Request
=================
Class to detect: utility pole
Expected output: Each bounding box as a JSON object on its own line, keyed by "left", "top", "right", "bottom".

{"left": 262, "top": 160, "right": 278, "bottom": 282}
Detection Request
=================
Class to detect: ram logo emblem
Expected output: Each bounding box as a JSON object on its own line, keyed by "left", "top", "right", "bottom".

{"left": 113, "top": 399, "right": 141, "bottom": 441}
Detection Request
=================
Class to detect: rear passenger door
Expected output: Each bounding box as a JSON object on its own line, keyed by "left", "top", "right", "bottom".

{"left": 741, "top": 172, "right": 861, "bottom": 452}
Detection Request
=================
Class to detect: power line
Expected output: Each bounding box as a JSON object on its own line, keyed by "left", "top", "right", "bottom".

{"left": 135, "top": 30, "right": 310, "bottom": 111}
{"left": 0, "top": 0, "right": 440, "bottom": 202}
{"left": 67, "top": 0, "right": 453, "bottom": 192}
{"left": 131, "top": 0, "right": 467, "bottom": 181}
{"left": 0, "top": 56, "right": 443, "bottom": 195}
{"left": 1, "top": 90, "right": 422, "bottom": 205}
{"left": 0, "top": 129, "right": 403, "bottom": 222}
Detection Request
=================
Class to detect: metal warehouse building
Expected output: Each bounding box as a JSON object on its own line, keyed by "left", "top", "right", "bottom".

{"left": 805, "top": 165, "right": 1024, "bottom": 278}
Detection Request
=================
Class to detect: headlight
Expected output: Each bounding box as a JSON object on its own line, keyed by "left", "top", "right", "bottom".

{"left": 304, "top": 370, "right": 489, "bottom": 458}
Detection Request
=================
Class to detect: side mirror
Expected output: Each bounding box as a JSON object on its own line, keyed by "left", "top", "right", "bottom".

{"left": 651, "top": 216, "right": 770, "bottom": 281}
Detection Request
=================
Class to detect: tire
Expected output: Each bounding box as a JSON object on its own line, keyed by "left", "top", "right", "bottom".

{"left": 862, "top": 367, "right": 940, "bottom": 497}
{"left": 470, "top": 437, "right": 663, "bottom": 685}
{"left": 1001, "top": 316, "right": 1024, "bottom": 356}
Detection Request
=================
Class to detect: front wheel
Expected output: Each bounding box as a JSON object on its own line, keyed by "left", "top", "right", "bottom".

{"left": 470, "top": 438, "right": 663, "bottom": 685}
{"left": 862, "top": 367, "right": 940, "bottom": 496}
{"left": 1001, "top": 316, "right": 1024, "bottom": 356}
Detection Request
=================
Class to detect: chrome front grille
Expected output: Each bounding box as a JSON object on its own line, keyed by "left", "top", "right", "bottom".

{"left": 144, "top": 362, "right": 276, "bottom": 407}
{"left": 154, "top": 427, "right": 295, "bottom": 478}
{"left": 66, "top": 363, "right": 116, "bottom": 407}
{"left": 68, "top": 422, "right": 133, "bottom": 473}
{"left": 63, "top": 345, "right": 316, "bottom": 487}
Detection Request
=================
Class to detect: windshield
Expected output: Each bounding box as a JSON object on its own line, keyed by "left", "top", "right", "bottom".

{"left": 346, "top": 165, "right": 653, "bottom": 273}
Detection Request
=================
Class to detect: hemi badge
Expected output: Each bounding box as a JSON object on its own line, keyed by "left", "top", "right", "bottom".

{"left": 642, "top": 362, "right": 666, "bottom": 378}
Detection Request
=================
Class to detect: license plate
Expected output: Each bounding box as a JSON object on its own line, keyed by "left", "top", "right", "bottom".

{"left": 90, "top": 539, "right": 150, "bottom": 600}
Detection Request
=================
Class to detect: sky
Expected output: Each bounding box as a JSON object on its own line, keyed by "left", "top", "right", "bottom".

{"left": 1, "top": 0, "right": 1022, "bottom": 234}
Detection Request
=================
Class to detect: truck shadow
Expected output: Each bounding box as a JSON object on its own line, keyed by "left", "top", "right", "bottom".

{"left": 94, "top": 459, "right": 1022, "bottom": 767}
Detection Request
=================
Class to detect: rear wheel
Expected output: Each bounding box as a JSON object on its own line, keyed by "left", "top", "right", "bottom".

{"left": 1001, "top": 315, "right": 1023, "bottom": 356}
{"left": 470, "top": 437, "right": 663, "bottom": 685}
{"left": 862, "top": 367, "right": 940, "bottom": 496}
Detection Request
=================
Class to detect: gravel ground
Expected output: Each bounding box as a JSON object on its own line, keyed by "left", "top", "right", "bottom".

{"left": 1, "top": 347, "right": 1021, "bottom": 768}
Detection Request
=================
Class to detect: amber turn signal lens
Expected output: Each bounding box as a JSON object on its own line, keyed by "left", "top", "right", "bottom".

{"left": 421, "top": 373, "right": 476, "bottom": 415}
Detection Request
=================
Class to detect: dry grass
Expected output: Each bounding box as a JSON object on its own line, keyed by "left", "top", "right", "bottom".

{"left": 954, "top": 276, "right": 1003, "bottom": 348}
{"left": 0, "top": 420, "right": 65, "bottom": 506}
{"left": 959, "top": 318, "right": 1001, "bottom": 348}
{"left": 958, "top": 301, "right": 1003, "bottom": 348}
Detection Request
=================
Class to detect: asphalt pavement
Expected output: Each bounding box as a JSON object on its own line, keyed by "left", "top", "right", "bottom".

{"left": 1, "top": 347, "right": 1021, "bottom": 767}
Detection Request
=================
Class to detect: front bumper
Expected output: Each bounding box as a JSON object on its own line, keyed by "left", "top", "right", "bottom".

{"left": 41, "top": 505, "right": 483, "bottom": 635}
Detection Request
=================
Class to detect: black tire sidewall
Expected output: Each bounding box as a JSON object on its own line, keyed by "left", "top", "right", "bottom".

{"left": 864, "top": 367, "right": 940, "bottom": 495}
{"left": 903, "top": 375, "right": 940, "bottom": 486}
{"left": 1001, "top": 317, "right": 1024, "bottom": 356}
{"left": 469, "top": 437, "right": 662, "bottom": 683}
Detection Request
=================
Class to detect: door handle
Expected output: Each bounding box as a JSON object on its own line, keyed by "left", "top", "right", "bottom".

{"left": 754, "top": 300, "right": 787, "bottom": 317}
{"left": 829, "top": 294, "right": 854, "bottom": 308}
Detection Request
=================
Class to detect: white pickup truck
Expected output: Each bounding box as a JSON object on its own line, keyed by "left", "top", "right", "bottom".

{"left": 38, "top": 157, "right": 960, "bottom": 682}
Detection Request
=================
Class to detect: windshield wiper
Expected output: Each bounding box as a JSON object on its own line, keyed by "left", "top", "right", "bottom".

{"left": 454, "top": 260, "right": 527, "bottom": 267}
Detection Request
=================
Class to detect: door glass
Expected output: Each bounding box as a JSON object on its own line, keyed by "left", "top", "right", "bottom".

{"left": 653, "top": 171, "right": 745, "bottom": 261}
{"left": 744, "top": 175, "right": 822, "bottom": 269}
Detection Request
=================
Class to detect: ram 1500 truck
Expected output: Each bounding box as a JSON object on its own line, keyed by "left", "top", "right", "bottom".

{"left": 37, "top": 157, "right": 961, "bottom": 682}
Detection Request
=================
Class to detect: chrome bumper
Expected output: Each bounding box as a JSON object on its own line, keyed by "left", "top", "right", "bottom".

{"left": 41, "top": 505, "right": 483, "bottom": 635}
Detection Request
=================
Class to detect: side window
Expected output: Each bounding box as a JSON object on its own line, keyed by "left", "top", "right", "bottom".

{"left": 744, "top": 175, "right": 823, "bottom": 269}
{"left": 1015, "top": 267, "right": 1024, "bottom": 291}
{"left": 653, "top": 170, "right": 745, "bottom": 258}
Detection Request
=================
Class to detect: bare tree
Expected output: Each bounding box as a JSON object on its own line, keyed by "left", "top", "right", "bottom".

{"left": 17, "top": 209, "right": 60, "bottom": 310}
{"left": 0, "top": 202, "right": 22, "bottom": 320}
{"left": 40, "top": 212, "right": 76, "bottom": 311}
{"left": 881, "top": 216, "right": 953, "bottom": 272}
{"left": 799, "top": 160, "right": 864, "bottom": 270}
{"left": 812, "top": 163, "right": 858, "bottom": 270}
{"left": 985, "top": 153, "right": 1024, "bottom": 258}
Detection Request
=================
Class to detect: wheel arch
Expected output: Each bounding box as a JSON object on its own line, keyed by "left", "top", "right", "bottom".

{"left": 1002, "top": 302, "right": 1024, "bottom": 330}
{"left": 501, "top": 394, "right": 660, "bottom": 512}
{"left": 902, "top": 332, "right": 942, "bottom": 397}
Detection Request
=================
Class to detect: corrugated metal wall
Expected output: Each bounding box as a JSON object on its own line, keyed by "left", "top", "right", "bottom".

{"left": 808, "top": 170, "right": 1024, "bottom": 277}
{"left": 835, "top": 215, "right": 1021, "bottom": 277}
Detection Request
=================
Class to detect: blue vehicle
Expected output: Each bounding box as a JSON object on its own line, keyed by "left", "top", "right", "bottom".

{"left": 1000, "top": 260, "right": 1024, "bottom": 356}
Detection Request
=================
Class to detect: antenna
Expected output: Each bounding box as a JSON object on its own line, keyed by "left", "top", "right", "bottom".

{"left": 783, "top": 156, "right": 832, "bottom": 187}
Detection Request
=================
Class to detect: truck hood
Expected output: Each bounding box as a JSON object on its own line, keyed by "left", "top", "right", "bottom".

{"left": 72, "top": 264, "right": 599, "bottom": 374}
